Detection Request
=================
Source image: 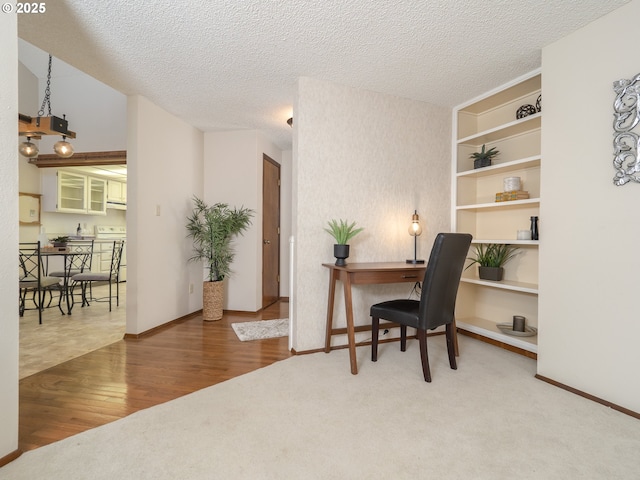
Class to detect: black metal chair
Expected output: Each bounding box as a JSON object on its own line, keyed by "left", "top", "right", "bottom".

{"left": 370, "top": 233, "right": 472, "bottom": 382}
{"left": 47, "top": 240, "right": 94, "bottom": 278}
{"left": 71, "top": 240, "right": 124, "bottom": 312}
{"left": 19, "top": 242, "right": 62, "bottom": 323}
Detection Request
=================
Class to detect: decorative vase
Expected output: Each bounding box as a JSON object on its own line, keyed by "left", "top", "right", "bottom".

{"left": 530, "top": 216, "right": 539, "bottom": 240}
{"left": 202, "top": 281, "right": 224, "bottom": 321}
{"left": 478, "top": 266, "right": 504, "bottom": 281}
{"left": 333, "top": 244, "right": 350, "bottom": 266}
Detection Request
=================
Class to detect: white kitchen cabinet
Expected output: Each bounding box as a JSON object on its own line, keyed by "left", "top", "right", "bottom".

{"left": 107, "top": 180, "right": 127, "bottom": 205}
{"left": 452, "top": 69, "right": 541, "bottom": 355}
{"left": 41, "top": 169, "right": 107, "bottom": 215}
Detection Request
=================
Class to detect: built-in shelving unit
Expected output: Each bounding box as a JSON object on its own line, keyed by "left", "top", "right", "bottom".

{"left": 452, "top": 69, "right": 541, "bottom": 354}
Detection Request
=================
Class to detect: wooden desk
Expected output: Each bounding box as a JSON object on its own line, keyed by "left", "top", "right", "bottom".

{"left": 323, "top": 262, "right": 426, "bottom": 374}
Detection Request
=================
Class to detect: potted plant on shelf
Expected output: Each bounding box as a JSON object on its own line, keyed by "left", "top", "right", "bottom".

{"left": 187, "top": 196, "right": 254, "bottom": 321}
{"left": 470, "top": 144, "right": 499, "bottom": 169}
{"left": 465, "top": 243, "right": 519, "bottom": 281}
{"left": 324, "top": 219, "right": 364, "bottom": 266}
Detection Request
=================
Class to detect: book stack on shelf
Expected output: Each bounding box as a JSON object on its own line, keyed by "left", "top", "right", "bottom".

{"left": 495, "top": 190, "right": 530, "bottom": 202}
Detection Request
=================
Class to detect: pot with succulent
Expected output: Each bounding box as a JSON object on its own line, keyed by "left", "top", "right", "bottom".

{"left": 187, "top": 196, "right": 254, "bottom": 321}
{"left": 465, "top": 243, "right": 519, "bottom": 281}
{"left": 50, "top": 235, "right": 69, "bottom": 249}
{"left": 324, "top": 219, "right": 364, "bottom": 266}
{"left": 470, "top": 144, "right": 499, "bottom": 169}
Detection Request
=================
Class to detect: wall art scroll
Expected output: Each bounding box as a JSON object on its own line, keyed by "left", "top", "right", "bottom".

{"left": 613, "top": 73, "right": 640, "bottom": 186}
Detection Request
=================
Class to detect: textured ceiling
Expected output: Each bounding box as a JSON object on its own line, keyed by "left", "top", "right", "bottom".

{"left": 18, "top": 0, "right": 630, "bottom": 150}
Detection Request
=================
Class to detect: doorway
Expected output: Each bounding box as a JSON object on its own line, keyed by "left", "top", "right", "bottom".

{"left": 262, "top": 154, "right": 280, "bottom": 309}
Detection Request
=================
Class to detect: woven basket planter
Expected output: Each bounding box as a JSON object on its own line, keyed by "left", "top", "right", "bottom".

{"left": 203, "top": 281, "right": 224, "bottom": 321}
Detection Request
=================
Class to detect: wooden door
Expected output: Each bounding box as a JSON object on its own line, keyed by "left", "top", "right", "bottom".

{"left": 262, "top": 155, "right": 280, "bottom": 308}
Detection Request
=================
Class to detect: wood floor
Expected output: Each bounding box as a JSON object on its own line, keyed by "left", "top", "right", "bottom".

{"left": 19, "top": 300, "right": 291, "bottom": 453}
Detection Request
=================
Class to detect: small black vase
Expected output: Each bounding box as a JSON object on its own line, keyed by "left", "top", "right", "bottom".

{"left": 333, "top": 244, "right": 350, "bottom": 266}
{"left": 530, "top": 216, "right": 539, "bottom": 241}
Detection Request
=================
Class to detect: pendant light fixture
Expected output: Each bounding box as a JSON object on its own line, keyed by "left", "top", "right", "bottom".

{"left": 18, "top": 54, "right": 76, "bottom": 158}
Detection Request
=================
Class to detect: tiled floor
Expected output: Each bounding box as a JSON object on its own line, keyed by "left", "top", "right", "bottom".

{"left": 19, "top": 283, "right": 126, "bottom": 379}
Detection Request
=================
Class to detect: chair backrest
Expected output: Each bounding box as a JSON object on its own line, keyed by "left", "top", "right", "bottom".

{"left": 109, "top": 240, "right": 125, "bottom": 281}
{"left": 418, "top": 233, "right": 473, "bottom": 330}
{"left": 19, "top": 241, "right": 43, "bottom": 284}
{"left": 66, "top": 240, "right": 95, "bottom": 271}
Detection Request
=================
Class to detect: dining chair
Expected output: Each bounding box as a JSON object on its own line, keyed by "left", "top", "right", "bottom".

{"left": 47, "top": 240, "right": 94, "bottom": 312}
{"left": 47, "top": 240, "right": 94, "bottom": 278}
{"left": 71, "top": 240, "right": 124, "bottom": 312}
{"left": 370, "top": 232, "right": 472, "bottom": 382}
{"left": 19, "top": 241, "right": 62, "bottom": 324}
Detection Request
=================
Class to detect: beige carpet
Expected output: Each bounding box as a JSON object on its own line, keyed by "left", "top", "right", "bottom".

{"left": 3, "top": 335, "right": 640, "bottom": 479}
{"left": 19, "top": 283, "right": 126, "bottom": 379}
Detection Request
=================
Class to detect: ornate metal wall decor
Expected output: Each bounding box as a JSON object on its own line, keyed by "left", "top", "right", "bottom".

{"left": 613, "top": 73, "right": 640, "bottom": 186}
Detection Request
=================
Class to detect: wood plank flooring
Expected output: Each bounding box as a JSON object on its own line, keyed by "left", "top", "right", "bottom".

{"left": 19, "top": 300, "right": 291, "bottom": 452}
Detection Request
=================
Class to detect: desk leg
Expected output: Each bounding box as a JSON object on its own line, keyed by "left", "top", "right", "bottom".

{"left": 342, "top": 271, "right": 358, "bottom": 375}
{"left": 324, "top": 269, "right": 338, "bottom": 353}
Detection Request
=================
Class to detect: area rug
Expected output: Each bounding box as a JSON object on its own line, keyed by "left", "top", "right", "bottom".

{"left": 231, "top": 318, "right": 288, "bottom": 341}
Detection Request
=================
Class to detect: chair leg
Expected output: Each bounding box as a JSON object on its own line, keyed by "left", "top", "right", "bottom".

{"left": 108, "top": 281, "right": 112, "bottom": 312}
{"left": 371, "top": 316, "right": 380, "bottom": 361}
{"left": 452, "top": 317, "right": 460, "bottom": 357}
{"left": 446, "top": 323, "right": 458, "bottom": 370}
{"left": 400, "top": 325, "right": 407, "bottom": 352}
{"left": 417, "top": 329, "right": 432, "bottom": 382}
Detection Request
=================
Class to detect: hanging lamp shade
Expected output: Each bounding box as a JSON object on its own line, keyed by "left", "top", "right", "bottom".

{"left": 19, "top": 137, "right": 39, "bottom": 158}
{"left": 53, "top": 136, "right": 74, "bottom": 158}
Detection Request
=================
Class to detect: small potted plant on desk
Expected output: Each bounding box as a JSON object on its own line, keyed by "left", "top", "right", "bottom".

{"left": 324, "top": 219, "right": 364, "bottom": 266}
{"left": 466, "top": 243, "right": 519, "bottom": 281}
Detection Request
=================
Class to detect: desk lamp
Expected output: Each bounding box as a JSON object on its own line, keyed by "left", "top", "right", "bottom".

{"left": 406, "top": 210, "right": 425, "bottom": 264}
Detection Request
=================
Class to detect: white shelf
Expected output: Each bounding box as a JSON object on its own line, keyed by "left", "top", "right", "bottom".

{"left": 453, "top": 70, "right": 541, "bottom": 359}
{"left": 457, "top": 198, "right": 540, "bottom": 211}
{"left": 457, "top": 316, "right": 538, "bottom": 353}
{"left": 457, "top": 156, "right": 541, "bottom": 178}
{"left": 460, "top": 277, "right": 538, "bottom": 294}
{"left": 457, "top": 113, "right": 541, "bottom": 146}
{"left": 472, "top": 239, "right": 539, "bottom": 246}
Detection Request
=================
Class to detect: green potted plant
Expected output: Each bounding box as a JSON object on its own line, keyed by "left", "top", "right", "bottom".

{"left": 50, "top": 235, "right": 69, "bottom": 248}
{"left": 187, "top": 196, "right": 254, "bottom": 321}
{"left": 324, "top": 219, "right": 364, "bottom": 266}
{"left": 466, "top": 243, "right": 519, "bottom": 281}
{"left": 470, "top": 144, "right": 499, "bottom": 169}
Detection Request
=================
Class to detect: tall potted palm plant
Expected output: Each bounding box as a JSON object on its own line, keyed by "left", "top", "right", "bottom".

{"left": 187, "top": 196, "right": 254, "bottom": 321}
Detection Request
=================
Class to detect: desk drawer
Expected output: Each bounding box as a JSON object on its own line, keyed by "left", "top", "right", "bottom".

{"left": 350, "top": 269, "right": 425, "bottom": 285}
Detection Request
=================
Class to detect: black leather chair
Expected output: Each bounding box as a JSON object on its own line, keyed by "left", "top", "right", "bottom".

{"left": 370, "top": 233, "right": 472, "bottom": 382}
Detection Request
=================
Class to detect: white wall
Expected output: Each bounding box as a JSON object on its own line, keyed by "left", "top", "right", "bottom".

{"left": 291, "top": 77, "right": 451, "bottom": 351}
{"left": 204, "top": 130, "right": 287, "bottom": 312}
{"left": 539, "top": 0, "right": 640, "bottom": 413}
{"left": 0, "top": 13, "right": 19, "bottom": 460}
{"left": 126, "top": 95, "right": 204, "bottom": 334}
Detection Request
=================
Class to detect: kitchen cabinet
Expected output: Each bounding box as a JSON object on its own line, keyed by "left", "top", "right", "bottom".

{"left": 452, "top": 69, "right": 541, "bottom": 355}
{"left": 41, "top": 169, "right": 107, "bottom": 215}
{"left": 107, "top": 180, "right": 127, "bottom": 205}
